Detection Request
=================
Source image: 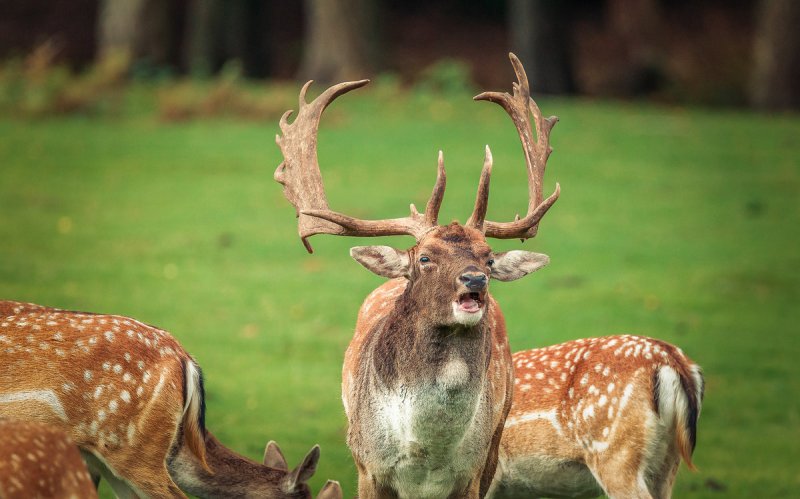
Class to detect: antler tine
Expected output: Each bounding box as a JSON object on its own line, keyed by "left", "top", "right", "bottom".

{"left": 424, "top": 151, "right": 447, "bottom": 226}
{"left": 276, "top": 79, "right": 441, "bottom": 252}
{"left": 473, "top": 52, "right": 560, "bottom": 240}
{"left": 466, "top": 146, "right": 493, "bottom": 231}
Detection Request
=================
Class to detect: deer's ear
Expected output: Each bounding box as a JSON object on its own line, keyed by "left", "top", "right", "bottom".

{"left": 263, "top": 441, "right": 288, "bottom": 471}
{"left": 350, "top": 246, "right": 410, "bottom": 278}
{"left": 491, "top": 251, "right": 549, "bottom": 282}
{"left": 285, "top": 445, "right": 320, "bottom": 492}
{"left": 317, "top": 480, "right": 343, "bottom": 499}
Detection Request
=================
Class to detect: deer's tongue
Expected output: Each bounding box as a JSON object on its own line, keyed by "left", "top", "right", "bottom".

{"left": 458, "top": 293, "right": 481, "bottom": 313}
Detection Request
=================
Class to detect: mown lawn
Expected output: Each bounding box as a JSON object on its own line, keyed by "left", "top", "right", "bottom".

{"left": 1, "top": 85, "right": 798, "bottom": 497}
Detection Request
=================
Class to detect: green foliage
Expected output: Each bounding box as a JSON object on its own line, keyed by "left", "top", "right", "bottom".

{"left": 414, "top": 58, "right": 477, "bottom": 96}
{"left": 0, "top": 43, "right": 129, "bottom": 118}
{"left": 0, "top": 87, "right": 798, "bottom": 497}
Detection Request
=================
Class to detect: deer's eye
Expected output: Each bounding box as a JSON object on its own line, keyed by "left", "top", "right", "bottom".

{"left": 487, "top": 259, "right": 495, "bottom": 267}
{"left": 419, "top": 256, "right": 430, "bottom": 263}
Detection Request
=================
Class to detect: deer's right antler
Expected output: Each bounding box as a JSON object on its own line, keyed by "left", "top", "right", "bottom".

{"left": 275, "top": 80, "right": 446, "bottom": 253}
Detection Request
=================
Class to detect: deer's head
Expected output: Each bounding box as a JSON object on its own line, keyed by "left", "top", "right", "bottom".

{"left": 275, "top": 53, "right": 559, "bottom": 327}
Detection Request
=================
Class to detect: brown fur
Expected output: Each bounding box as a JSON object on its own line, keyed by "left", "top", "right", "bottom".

{"left": 0, "top": 419, "right": 98, "bottom": 499}
{"left": 0, "top": 300, "right": 332, "bottom": 498}
{"left": 489, "top": 335, "right": 704, "bottom": 499}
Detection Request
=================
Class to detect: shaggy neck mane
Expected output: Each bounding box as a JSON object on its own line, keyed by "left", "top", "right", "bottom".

{"left": 369, "top": 283, "right": 491, "bottom": 387}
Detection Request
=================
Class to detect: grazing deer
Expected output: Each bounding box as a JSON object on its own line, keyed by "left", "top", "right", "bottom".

{"left": 0, "top": 418, "right": 98, "bottom": 499}
{"left": 276, "top": 53, "right": 559, "bottom": 498}
{"left": 487, "top": 336, "right": 704, "bottom": 499}
{"left": 0, "top": 300, "right": 340, "bottom": 499}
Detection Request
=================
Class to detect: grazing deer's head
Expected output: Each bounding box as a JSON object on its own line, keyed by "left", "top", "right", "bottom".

{"left": 275, "top": 53, "right": 560, "bottom": 327}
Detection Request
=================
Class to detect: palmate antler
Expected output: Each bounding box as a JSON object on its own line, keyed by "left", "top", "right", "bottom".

{"left": 274, "top": 80, "right": 445, "bottom": 253}
{"left": 275, "top": 52, "right": 559, "bottom": 251}
{"left": 473, "top": 53, "right": 561, "bottom": 240}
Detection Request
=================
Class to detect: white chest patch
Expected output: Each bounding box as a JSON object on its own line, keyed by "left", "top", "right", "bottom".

{"left": 437, "top": 354, "right": 470, "bottom": 390}
{"left": 367, "top": 377, "right": 490, "bottom": 499}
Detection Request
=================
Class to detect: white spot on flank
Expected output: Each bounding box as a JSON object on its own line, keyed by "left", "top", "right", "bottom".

{"left": 620, "top": 383, "right": 635, "bottom": 410}
{"left": 598, "top": 395, "right": 608, "bottom": 407}
{"left": 93, "top": 386, "right": 104, "bottom": 399}
{"left": 102, "top": 362, "right": 111, "bottom": 371}
{"left": 123, "top": 373, "right": 133, "bottom": 383}
{"left": 104, "top": 331, "right": 115, "bottom": 342}
{"left": 124, "top": 352, "right": 131, "bottom": 362}
{"left": 109, "top": 400, "right": 118, "bottom": 412}
{"left": 53, "top": 332, "right": 63, "bottom": 341}
{"left": 582, "top": 404, "right": 595, "bottom": 420}
{"left": 84, "top": 370, "right": 92, "bottom": 381}
{"left": 136, "top": 386, "right": 144, "bottom": 397}
{"left": 580, "top": 373, "right": 589, "bottom": 386}
{"left": 535, "top": 372, "right": 545, "bottom": 380}
{"left": 97, "top": 409, "right": 106, "bottom": 421}
{"left": 121, "top": 390, "right": 131, "bottom": 403}
{"left": 127, "top": 423, "right": 136, "bottom": 443}
{"left": 143, "top": 371, "right": 151, "bottom": 383}
{"left": 113, "top": 364, "right": 122, "bottom": 374}
{"left": 137, "top": 360, "right": 145, "bottom": 370}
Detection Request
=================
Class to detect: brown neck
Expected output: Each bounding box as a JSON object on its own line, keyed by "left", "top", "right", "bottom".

{"left": 367, "top": 289, "right": 492, "bottom": 389}
{"left": 170, "top": 432, "right": 294, "bottom": 499}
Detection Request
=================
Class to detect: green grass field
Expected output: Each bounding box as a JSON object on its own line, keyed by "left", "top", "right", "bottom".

{"left": 1, "top": 85, "right": 798, "bottom": 497}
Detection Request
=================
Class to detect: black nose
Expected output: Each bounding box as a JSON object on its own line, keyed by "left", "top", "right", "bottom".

{"left": 459, "top": 272, "right": 487, "bottom": 291}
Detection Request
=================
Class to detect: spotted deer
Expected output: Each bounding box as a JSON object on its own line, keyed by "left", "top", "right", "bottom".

{"left": 487, "top": 335, "right": 704, "bottom": 499}
{"left": 0, "top": 300, "right": 341, "bottom": 499}
{"left": 275, "top": 53, "right": 559, "bottom": 498}
{"left": 0, "top": 418, "right": 98, "bottom": 499}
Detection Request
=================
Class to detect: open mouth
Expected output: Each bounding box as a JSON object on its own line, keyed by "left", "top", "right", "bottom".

{"left": 456, "top": 292, "right": 484, "bottom": 313}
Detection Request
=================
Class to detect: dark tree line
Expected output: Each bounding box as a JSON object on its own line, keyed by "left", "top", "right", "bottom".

{"left": 2, "top": 0, "right": 798, "bottom": 109}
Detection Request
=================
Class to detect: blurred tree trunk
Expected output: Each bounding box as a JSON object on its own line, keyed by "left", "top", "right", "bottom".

{"left": 606, "top": 0, "right": 662, "bottom": 95}
{"left": 299, "top": 0, "right": 379, "bottom": 83}
{"left": 97, "top": 0, "right": 182, "bottom": 74}
{"left": 751, "top": 0, "right": 800, "bottom": 110}
{"left": 132, "top": 0, "right": 174, "bottom": 70}
{"left": 508, "top": 0, "right": 574, "bottom": 94}
{"left": 185, "top": 0, "right": 270, "bottom": 78}
{"left": 96, "top": 0, "right": 146, "bottom": 59}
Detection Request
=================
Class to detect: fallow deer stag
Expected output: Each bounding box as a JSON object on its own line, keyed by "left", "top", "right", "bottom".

{"left": 0, "top": 418, "right": 98, "bottom": 499}
{"left": 0, "top": 300, "right": 341, "bottom": 499}
{"left": 487, "top": 336, "right": 704, "bottom": 499}
{"left": 276, "top": 53, "right": 559, "bottom": 498}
